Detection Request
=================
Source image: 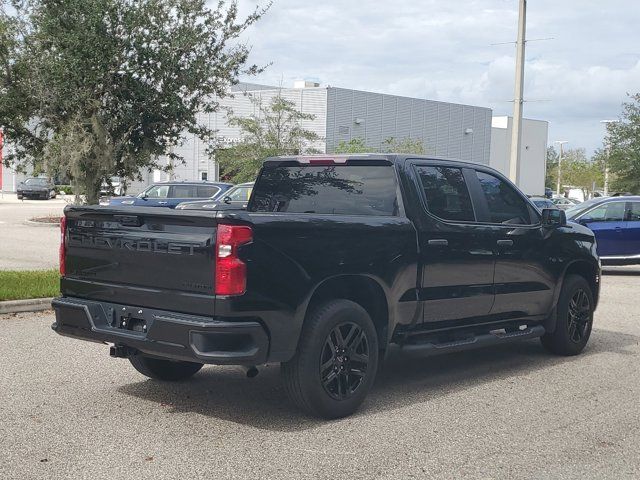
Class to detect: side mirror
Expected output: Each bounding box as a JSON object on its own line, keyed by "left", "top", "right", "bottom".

{"left": 223, "top": 196, "right": 232, "bottom": 205}
{"left": 578, "top": 216, "right": 593, "bottom": 225}
{"left": 542, "top": 208, "right": 566, "bottom": 227}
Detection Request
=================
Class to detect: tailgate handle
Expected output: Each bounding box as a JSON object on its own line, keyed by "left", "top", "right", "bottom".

{"left": 497, "top": 239, "right": 514, "bottom": 247}
{"left": 114, "top": 215, "right": 142, "bottom": 227}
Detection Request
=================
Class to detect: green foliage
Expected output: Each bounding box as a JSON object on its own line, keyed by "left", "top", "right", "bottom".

{"left": 545, "top": 146, "right": 603, "bottom": 197}
{"left": 606, "top": 94, "right": 640, "bottom": 194}
{"left": 55, "top": 185, "right": 74, "bottom": 195}
{"left": 545, "top": 146, "right": 559, "bottom": 190}
{"left": 0, "top": 269, "right": 59, "bottom": 301}
{"left": 0, "top": 0, "right": 268, "bottom": 203}
{"left": 334, "top": 138, "right": 368, "bottom": 154}
{"left": 382, "top": 137, "right": 425, "bottom": 154}
{"left": 334, "top": 136, "right": 424, "bottom": 155}
{"left": 218, "top": 93, "right": 320, "bottom": 183}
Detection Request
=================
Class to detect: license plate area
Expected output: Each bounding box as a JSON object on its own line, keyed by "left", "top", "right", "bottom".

{"left": 117, "top": 306, "right": 149, "bottom": 334}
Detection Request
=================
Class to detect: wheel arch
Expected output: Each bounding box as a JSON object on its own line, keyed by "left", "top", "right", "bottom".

{"left": 302, "top": 275, "right": 391, "bottom": 354}
{"left": 561, "top": 259, "right": 600, "bottom": 307}
{"left": 546, "top": 258, "right": 600, "bottom": 333}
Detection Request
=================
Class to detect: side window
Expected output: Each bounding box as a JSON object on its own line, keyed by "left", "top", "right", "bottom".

{"left": 145, "top": 185, "right": 169, "bottom": 198}
{"left": 627, "top": 202, "right": 640, "bottom": 221}
{"left": 171, "top": 185, "right": 196, "bottom": 198}
{"left": 197, "top": 185, "right": 220, "bottom": 198}
{"left": 476, "top": 171, "right": 532, "bottom": 225}
{"left": 415, "top": 166, "right": 475, "bottom": 222}
{"left": 228, "top": 187, "right": 251, "bottom": 201}
{"left": 585, "top": 202, "right": 625, "bottom": 222}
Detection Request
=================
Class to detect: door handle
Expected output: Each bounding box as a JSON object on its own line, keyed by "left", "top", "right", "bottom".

{"left": 428, "top": 239, "right": 449, "bottom": 247}
{"left": 158, "top": 201, "right": 168, "bottom": 205}
{"left": 497, "top": 239, "right": 514, "bottom": 247}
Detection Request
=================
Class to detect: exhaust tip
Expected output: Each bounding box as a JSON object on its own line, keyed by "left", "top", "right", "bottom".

{"left": 245, "top": 366, "right": 259, "bottom": 378}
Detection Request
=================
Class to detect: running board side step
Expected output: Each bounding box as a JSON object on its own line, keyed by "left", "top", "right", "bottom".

{"left": 401, "top": 325, "right": 546, "bottom": 356}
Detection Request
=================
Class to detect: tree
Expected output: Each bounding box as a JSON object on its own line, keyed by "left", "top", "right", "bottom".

{"left": 334, "top": 138, "right": 367, "bottom": 154}
{"left": 545, "top": 146, "right": 559, "bottom": 190}
{"left": 605, "top": 94, "right": 640, "bottom": 194}
{"left": 334, "top": 136, "right": 425, "bottom": 154}
{"left": 217, "top": 93, "right": 319, "bottom": 183}
{"left": 0, "top": 0, "right": 267, "bottom": 204}
{"left": 546, "top": 145, "right": 603, "bottom": 198}
{"left": 381, "top": 136, "right": 424, "bottom": 154}
{"left": 562, "top": 149, "right": 603, "bottom": 198}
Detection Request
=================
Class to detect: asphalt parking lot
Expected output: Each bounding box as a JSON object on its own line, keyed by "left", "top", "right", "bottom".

{"left": 1, "top": 268, "right": 639, "bottom": 480}
{"left": 0, "top": 193, "right": 67, "bottom": 270}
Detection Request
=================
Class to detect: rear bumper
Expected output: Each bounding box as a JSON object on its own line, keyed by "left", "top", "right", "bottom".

{"left": 51, "top": 297, "right": 269, "bottom": 366}
{"left": 18, "top": 190, "right": 48, "bottom": 197}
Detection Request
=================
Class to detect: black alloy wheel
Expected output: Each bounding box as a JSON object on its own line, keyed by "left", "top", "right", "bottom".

{"left": 541, "top": 274, "right": 594, "bottom": 356}
{"left": 281, "top": 299, "right": 379, "bottom": 419}
{"left": 320, "top": 322, "right": 370, "bottom": 400}
{"left": 567, "top": 288, "right": 591, "bottom": 344}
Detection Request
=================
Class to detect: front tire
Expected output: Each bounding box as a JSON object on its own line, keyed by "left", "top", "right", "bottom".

{"left": 129, "top": 354, "right": 203, "bottom": 381}
{"left": 282, "top": 299, "right": 379, "bottom": 419}
{"left": 541, "top": 274, "right": 594, "bottom": 356}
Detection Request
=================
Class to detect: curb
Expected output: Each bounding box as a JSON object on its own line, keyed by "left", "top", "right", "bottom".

{"left": 24, "top": 219, "right": 61, "bottom": 227}
{"left": 0, "top": 298, "right": 54, "bottom": 315}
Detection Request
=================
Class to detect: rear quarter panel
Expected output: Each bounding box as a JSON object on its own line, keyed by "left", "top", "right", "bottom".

{"left": 216, "top": 211, "right": 419, "bottom": 360}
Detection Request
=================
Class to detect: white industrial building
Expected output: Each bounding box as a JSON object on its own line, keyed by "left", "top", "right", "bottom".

{"left": 489, "top": 116, "right": 549, "bottom": 196}
{"left": 139, "top": 82, "right": 494, "bottom": 192}
{"left": 1, "top": 83, "right": 548, "bottom": 196}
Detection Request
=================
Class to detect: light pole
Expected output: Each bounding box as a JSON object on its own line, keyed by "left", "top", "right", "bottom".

{"left": 509, "top": 0, "right": 527, "bottom": 184}
{"left": 600, "top": 120, "right": 617, "bottom": 196}
{"left": 555, "top": 140, "right": 568, "bottom": 196}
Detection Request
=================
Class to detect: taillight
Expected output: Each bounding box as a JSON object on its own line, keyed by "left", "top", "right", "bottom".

{"left": 215, "top": 224, "right": 253, "bottom": 295}
{"left": 59, "top": 216, "right": 67, "bottom": 276}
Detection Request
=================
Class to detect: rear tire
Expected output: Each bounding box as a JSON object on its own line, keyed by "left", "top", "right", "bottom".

{"left": 541, "top": 274, "right": 594, "bottom": 356}
{"left": 281, "top": 299, "right": 379, "bottom": 419}
{"left": 129, "top": 354, "right": 203, "bottom": 381}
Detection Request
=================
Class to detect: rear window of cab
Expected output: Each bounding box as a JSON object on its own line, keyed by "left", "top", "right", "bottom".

{"left": 249, "top": 165, "right": 399, "bottom": 216}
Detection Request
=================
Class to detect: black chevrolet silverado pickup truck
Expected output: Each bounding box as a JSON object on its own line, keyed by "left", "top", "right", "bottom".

{"left": 53, "top": 154, "right": 600, "bottom": 418}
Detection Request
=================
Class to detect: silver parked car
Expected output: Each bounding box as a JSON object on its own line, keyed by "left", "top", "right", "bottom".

{"left": 552, "top": 197, "right": 580, "bottom": 210}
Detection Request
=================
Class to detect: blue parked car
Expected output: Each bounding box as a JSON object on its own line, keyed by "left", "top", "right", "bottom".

{"left": 106, "top": 181, "right": 233, "bottom": 208}
{"left": 566, "top": 196, "right": 640, "bottom": 264}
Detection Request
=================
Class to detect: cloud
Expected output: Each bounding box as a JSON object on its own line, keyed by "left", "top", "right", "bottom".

{"left": 232, "top": 0, "right": 640, "bottom": 153}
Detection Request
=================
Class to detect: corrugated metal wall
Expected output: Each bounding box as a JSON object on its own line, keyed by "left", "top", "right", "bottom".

{"left": 151, "top": 86, "right": 327, "bottom": 187}
{"left": 212, "top": 87, "right": 327, "bottom": 154}
{"left": 148, "top": 84, "right": 492, "bottom": 191}
{"left": 326, "top": 87, "right": 492, "bottom": 164}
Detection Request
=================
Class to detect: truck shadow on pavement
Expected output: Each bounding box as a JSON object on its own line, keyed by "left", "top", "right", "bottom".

{"left": 118, "top": 327, "right": 638, "bottom": 432}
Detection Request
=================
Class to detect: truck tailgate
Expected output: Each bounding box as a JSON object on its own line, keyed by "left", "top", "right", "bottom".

{"left": 62, "top": 205, "right": 219, "bottom": 315}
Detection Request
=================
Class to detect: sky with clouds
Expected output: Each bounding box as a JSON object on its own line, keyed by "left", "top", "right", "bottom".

{"left": 234, "top": 0, "right": 640, "bottom": 154}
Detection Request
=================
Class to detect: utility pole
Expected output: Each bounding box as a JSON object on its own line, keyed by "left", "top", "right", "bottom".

{"left": 509, "top": 0, "right": 527, "bottom": 184}
{"left": 555, "top": 140, "right": 568, "bottom": 196}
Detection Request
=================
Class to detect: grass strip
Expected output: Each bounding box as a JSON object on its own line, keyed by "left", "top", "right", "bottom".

{"left": 0, "top": 270, "right": 59, "bottom": 301}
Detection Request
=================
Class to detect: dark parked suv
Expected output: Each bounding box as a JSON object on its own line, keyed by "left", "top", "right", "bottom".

{"left": 53, "top": 155, "right": 600, "bottom": 418}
